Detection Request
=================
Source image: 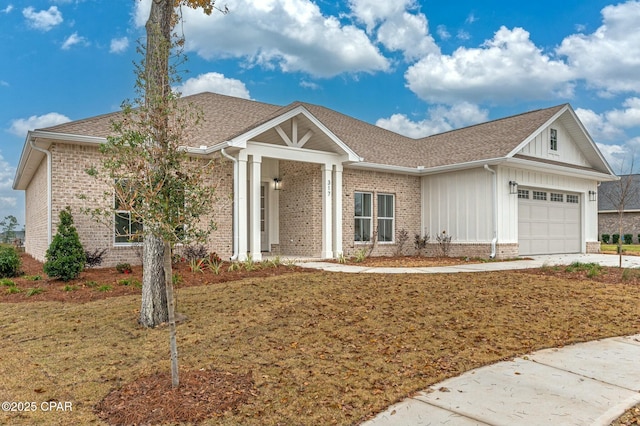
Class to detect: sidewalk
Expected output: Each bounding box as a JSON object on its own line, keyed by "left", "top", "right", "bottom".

{"left": 299, "top": 253, "right": 640, "bottom": 274}
{"left": 360, "top": 334, "right": 640, "bottom": 426}
{"left": 295, "top": 253, "right": 640, "bottom": 425}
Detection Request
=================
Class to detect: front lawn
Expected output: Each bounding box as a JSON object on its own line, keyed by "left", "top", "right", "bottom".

{"left": 1, "top": 266, "right": 639, "bottom": 425}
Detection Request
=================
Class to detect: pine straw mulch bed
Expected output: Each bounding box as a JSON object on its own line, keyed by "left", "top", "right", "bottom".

{"left": 94, "top": 369, "right": 255, "bottom": 425}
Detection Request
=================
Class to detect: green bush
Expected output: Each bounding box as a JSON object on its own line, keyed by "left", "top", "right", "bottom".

{"left": 624, "top": 234, "right": 633, "bottom": 245}
{"left": 612, "top": 234, "right": 620, "bottom": 244}
{"left": 43, "top": 207, "right": 86, "bottom": 281}
{"left": 601, "top": 234, "right": 610, "bottom": 244}
{"left": 0, "top": 246, "right": 21, "bottom": 278}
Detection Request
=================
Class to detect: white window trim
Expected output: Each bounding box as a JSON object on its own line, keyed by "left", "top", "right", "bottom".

{"left": 114, "top": 210, "right": 143, "bottom": 246}
{"left": 377, "top": 193, "right": 395, "bottom": 243}
{"left": 549, "top": 128, "right": 558, "bottom": 153}
{"left": 354, "top": 191, "right": 373, "bottom": 243}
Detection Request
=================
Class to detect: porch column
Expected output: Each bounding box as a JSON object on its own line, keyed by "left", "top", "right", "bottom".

{"left": 249, "top": 155, "right": 262, "bottom": 261}
{"left": 321, "top": 163, "right": 333, "bottom": 259}
{"left": 237, "top": 152, "right": 248, "bottom": 261}
{"left": 333, "top": 164, "right": 343, "bottom": 257}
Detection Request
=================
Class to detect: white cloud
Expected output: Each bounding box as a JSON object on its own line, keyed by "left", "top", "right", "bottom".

{"left": 376, "top": 102, "right": 489, "bottom": 138}
{"left": 576, "top": 98, "right": 640, "bottom": 142}
{"left": 349, "top": 0, "right": 438, "bottom": 61}
{"left": 0, "top": 80, "right": 8, "bottom": 87}
{"left": 8, "top": 113, "right": 71, "bottom": 136}
{"left": 109, "top": 37, "right": 129, "bottom": 54}
{"left": 436, "top": 25, "right": 450, "bottom": 40}
{"left": 61, "top": 32, "right": 88, "bottom": 50}
{"left": 348, "top": 0, "right": 415, "bottom": 33}
{"left": 375, "top": 11, "right": 439, "bottom": 60}
{"left": 135, "top": 0, "right": 389, "bottom": 78}
{"left": 558, "top": 1, "right": 640, "bottom": 96}
{"left": 405, "top": 26, "right": 575, "bottom": 104}
{"left": 0, "top": 152, "right": 19, "bottom": 222}
{"left": 2, "top": 5, "right": 13, "bottom": 14}
{"left": 22, "top": 6, "right": 63, "bottom": 31}
{"left": 174, "top": 72, "right": 251, "bottom": 98}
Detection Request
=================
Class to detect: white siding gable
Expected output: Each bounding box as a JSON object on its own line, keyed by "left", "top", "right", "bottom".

{"left": 518, "top": 120, "right": 591, "bottom": 168}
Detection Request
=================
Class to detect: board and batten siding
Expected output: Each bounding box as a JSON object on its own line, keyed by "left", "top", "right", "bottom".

{"left": 421, "top": 167, "right": 494, "bottom": 242}
{"left": 518, "top": 121, "right": 591, "bottom": 168}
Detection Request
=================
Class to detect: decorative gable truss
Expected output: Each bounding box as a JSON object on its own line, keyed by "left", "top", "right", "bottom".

{"left": 275, "top": 118, "right": 314, "bottom": 148}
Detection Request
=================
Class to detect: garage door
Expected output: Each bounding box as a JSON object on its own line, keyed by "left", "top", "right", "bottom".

{"left": 518, "top": 189, "right": 581, "bottom": 255}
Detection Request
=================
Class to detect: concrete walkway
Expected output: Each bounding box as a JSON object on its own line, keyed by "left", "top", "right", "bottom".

{"left": 361, "top": 334, "right": 640, "bottom": 426}
{"left": 295, "top": 254, "right": 640, "bottom": 425}
{"left": 299, "top": 253, "right": 640, "bottom": 273}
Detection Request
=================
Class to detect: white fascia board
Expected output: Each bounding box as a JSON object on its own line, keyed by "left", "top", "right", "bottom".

{"left": 504, "top": 157, "right": 619, "bottom": 181}
{"left": 564, "top": 106, "right": 616, "bottom": 176}
{"left": 506, "top": 105, "right": 569, "bottom": 158}
{"left": 247, "top": 141, "right": 345, "bottom": 165}
{"left": 30, "top": 130, "right": 107, "bottom": 145}
{"left": 228, "top": 105, "right": 362, "bottom": 162}
{"left": 348, "top": 158, "right": 506, "bottom": 175}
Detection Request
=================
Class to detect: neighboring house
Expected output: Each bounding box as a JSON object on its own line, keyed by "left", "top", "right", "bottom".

{"left": 0, "top": 230, "right": 25, "bottom": 245}
{"left": 598, "top": 174, "right": 640, "bottom": 242}
{"left": 13, "top": 93, "right": 616, "bottom": 266}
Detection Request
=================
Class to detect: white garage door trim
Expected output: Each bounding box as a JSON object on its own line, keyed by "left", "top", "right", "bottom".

{"left": 518, "top": 188, "right": 581, "bottom": 255}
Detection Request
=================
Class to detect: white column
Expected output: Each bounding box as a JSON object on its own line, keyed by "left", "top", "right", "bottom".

{"left": 333, "top": 163, "right": 343, "bottom": 257}
{"left": 237, "top": 152, "right": 248, "bottom": 261}
{"left": 321, "top": 163, "right": 333, "bottom": 259}
{"left": 249, "top": 155, "right": 262, "bottom": 261}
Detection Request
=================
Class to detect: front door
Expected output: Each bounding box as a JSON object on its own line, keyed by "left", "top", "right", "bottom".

{"left": 261, "top": 183, "right": 269, "bottom": 251}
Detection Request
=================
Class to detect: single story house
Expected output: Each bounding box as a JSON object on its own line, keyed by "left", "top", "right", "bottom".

{"left": 598, "top": 174, "right": 640, "bottom": 242}
{"left": 13, "top": 92, "right": 616, "bottom": 266}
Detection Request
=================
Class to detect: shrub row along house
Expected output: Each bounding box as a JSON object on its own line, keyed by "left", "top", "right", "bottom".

{"left": 13, "top": 92, "right": 616, "bottom": 266}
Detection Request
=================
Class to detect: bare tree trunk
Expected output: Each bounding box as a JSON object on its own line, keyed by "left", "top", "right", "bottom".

{"left": 140, "top": 234, "right": 168, "bottom": 326}
{"left": 163, "top": 241, "right": 179, "bottom": 387}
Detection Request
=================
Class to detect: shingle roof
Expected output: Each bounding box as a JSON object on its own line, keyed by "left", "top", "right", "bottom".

{"left": 598, "top": 175, "right": 640, "bottom": 211}
{"left": 40, "top": 92, "right": 567, "bottom": 169}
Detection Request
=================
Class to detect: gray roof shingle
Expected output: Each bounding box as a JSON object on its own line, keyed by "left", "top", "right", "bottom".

{"left": 40, "top": 92, "right": 567, "bottom": 169}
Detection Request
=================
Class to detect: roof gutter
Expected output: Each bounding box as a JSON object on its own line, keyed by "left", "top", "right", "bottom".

{"left": 484, "top": 164, "right": 498, "bottom": 259}
{"left": 349, "top": 158, "right": 507, "bottom": 176}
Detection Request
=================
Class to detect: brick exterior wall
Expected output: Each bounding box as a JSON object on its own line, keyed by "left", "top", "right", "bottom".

{"left": 278, "top": 161, "right": 322, "bottom": 257}
{"left": 24, "top": 156, "right": 49, "bottom": 262}
{"left": 341, "top": 169, "right": 422, "bottom": 257}
{"left": 586, "top": 241, "right": 601, "bottom": 253}
{"left": 36, "top": 143, "right": 234, "bottom": 267}
{"left": 598, "top": 212, "right": 640, "bottom": 243}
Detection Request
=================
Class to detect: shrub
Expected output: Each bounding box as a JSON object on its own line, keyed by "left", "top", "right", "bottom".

{"left": 0, "top": 246, "right": 21, "bottom": 278}
{"left": 84, "top": 248, "right": 107, "bottom": 268}
{"left": 395, "top": 229, "right": 409, "bottom": 256}
{"left": 612, "top": 234, "right": 620, "bottom": 244}
{"left": 601, "top": 234, "right": 610, "bottom": 244}
{"left": 183, "top": 244, "right": 208, "bottom": 262}
{"left": 43, "top": 207, "right": 86, "bottom": 281}
{"left": 116, "top": 263, "right": 132, "bottom": 274}
{"left": 414, "top": 232, "right": 430, "bottom": 255}
{"left": 436, "top": 230, "right": 452, "bottom": 257}
{"left": 624, "top": 234, "right": 633, "bottom": 245}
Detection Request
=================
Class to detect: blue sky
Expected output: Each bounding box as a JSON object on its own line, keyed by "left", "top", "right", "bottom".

{"left": 2, "top": 0, "right": 640, "bottom": 226}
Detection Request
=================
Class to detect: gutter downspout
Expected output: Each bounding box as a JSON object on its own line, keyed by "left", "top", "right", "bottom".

{"left": 29, "top": 137, "right": 53, "bottom": 246}
{"left": 221, "top": 148, "right": 239, "bottom": 261}
{"left": 484, "top": 165, "right": 497, "bottom": 259}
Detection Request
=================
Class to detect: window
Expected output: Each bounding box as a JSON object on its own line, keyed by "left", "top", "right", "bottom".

{"left": 533, "top": 191, "right": 547, "bottom": 201}
{"left": 114, "top": 180, "right": 143, "bottom": 244}
{"left": 354, "top": 192, "right": 372, "bottom": 242}
{"left": 550, "top": 193, "right": 563, "bottom": 202}
{"left": 550, "top": 128, "right": 558, "bottom": 151}
{"left": 567, "top": 194, "right": 579, "bottom": 204}
{"left": 377, "top": 194, "right": 394, "bottom": 242}
{"left": 518, "top": 189, "right": 530, "bottom": 199}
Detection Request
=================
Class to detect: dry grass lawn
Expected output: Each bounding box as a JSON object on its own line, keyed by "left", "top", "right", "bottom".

{"left": 1, "top": 269, "right": 639, "bottom": 425}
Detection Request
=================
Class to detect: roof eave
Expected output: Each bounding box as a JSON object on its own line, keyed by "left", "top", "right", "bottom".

{"left": 505, "top": 157, "right": 619, "bottom": 181}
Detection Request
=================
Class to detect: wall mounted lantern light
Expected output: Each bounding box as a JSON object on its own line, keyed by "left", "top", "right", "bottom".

{"left": 509, "top": 180, "right": 518, "bottom": 195}
{"left": 273, "top": 178, "right": 282, "bottom": 191}
{"left": 589, "top": 190, "right": 597, "bottom": 201}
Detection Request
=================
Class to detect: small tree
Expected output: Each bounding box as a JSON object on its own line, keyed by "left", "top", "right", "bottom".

{"left": 0, "top": 215, "right": 18, "bottom": 243}
{"left": 44, "top": 207, "right": 86, "bottom": 281}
